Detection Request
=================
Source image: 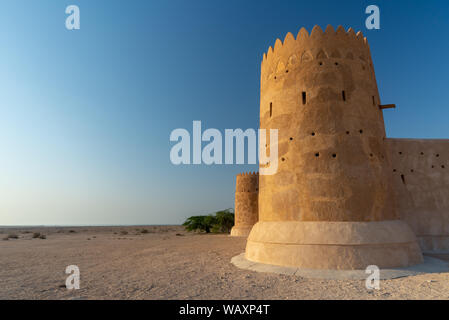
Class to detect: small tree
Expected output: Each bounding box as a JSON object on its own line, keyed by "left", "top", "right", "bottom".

{"left": 183, "top": 209, "right": 234, "bottom": 234}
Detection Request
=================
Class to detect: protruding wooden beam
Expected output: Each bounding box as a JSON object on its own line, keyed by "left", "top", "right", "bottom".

{"left": 379, "top": 104, "right": 396, "bottom": 110}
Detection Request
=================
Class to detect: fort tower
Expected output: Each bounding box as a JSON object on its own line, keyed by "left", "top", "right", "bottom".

{"left": 230, "top": 172, "right": 259, "bottom": 237}
{"left": 245, "top": 25, "right": 423, "bottom": 269}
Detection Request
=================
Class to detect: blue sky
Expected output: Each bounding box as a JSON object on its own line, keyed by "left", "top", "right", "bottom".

{"left": 0, "top": 0, "right": 448, "bottom": 225}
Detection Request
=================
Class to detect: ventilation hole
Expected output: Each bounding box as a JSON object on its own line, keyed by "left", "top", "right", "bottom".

{"left": 432, "top": 165, "right": 435, "bottom": 168}
{"left": 335, "top": 62, "right": 338, "bottom": 66}
{"left": 443, "top": 165, "right": 446, "bottom": 169}
{"left": 289, "top": 137, "right": 293, "bottom": 141}
{"left": 372, "top": 96, "right": 375, "bottom": 106}
{"left": 398, "top": 152, "right": 402, "bottom": 155}
{"left": 302, "top": 92, "right": 306, "bottom": 105}
{"left": 393, "top": 169, "right": 397, "bottom": 172}
{"left": 270, "top": 102, "right": 272, "bottom": 117}
{"left": 315, "top": 153, "right": 320, "bottom": 157}
{"left": 281, "top": 158, "right": 285, "bottom": 162}
{"left": 359, "top": 130, "right": 363, "bottom": 134}
{"left": 400, "top": 174, "right": 406, "bottom": 185}
{"left": 319, "top": 62, "right": 323, "bottom": 66}
{"left": 370, "top": 153, "right": 373, "bottom": 157}
{"left": 420, "top": 152, "right": 424, "bottom": 155}
{"left": 285, "top": 70, "right": 289, "bottom": 73}
{"left": 311, "top": 132, "right": 315, "bottom": 136}
{"left": 274, "top": 76, "right": 277, "bottom": 80}
{"left": 342, "top": 91, "right": 346, "bottom": 101}
{"left": 410, "top": 169, "right": 414, "bottom": 173}
{"left": 332, "top": 154, "right": 337, "bottom": 158}
{"left": 346, "top": 131, "right": 350, "bottom": 135}
{"left": 436, "top": 154, "right": 440, "bottom": 157}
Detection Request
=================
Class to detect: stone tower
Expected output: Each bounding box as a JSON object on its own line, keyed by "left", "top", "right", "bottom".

{"left": 245, "top": 25, "right": 423, "bottom": 269}
{"left": 230, "top": 172, "right": 259, "bottom": 237}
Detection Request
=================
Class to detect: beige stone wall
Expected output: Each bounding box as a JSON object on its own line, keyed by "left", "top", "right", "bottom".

{"left": 259, "top": 25, "right": 397, "bottom": 222}
{"left": 230, "top": 173, "right": 259, "bottom": 237}
{"left": 387, "top": 138, "right": 449, "bottom": 252}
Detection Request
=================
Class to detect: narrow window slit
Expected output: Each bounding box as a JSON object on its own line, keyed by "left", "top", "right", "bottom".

{"left": 302, "top": 92, "right": 306, "bottom": 105}
{"left": 269, "top": 102, "right": 272, "bottom": 117}
{"left": 400, "top": 174, "right": 406, "bottom": 185}
{"left": 342, "top": 91, "right": 346, "bottom": 101}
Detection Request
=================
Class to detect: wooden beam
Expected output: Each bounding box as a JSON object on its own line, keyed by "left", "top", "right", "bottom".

{"left": 379, "top": 104, "right": 396, "bottom": 110}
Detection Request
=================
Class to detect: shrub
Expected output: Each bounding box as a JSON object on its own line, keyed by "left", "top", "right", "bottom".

{"left": 141, "top": 229, "right": 149, "bottom": 234}
{"left": 39, "top": 234, "right": 46, "bottom": 239}
{"left": 120, "top": 231, "right": 128, "bottom": 235}
{"left": 183, "top": 209, "right": 234, "bottom": 234}
{"left": 32, "top": 232, "right": 41, "bottom": 238}
{"left": 8, "top": 234, "right": 19, "bottom": 239}
{"left": 183, "top": 215, "right": 215, "bottom": 233}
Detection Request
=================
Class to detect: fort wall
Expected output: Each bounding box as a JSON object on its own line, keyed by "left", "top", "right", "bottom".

{"left": 387, "top": 138, "right": 449, "bottom": 252}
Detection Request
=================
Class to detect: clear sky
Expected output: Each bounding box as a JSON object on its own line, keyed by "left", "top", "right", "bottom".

{"left": 1, "top": 0, "right": 448, "bottom": 225}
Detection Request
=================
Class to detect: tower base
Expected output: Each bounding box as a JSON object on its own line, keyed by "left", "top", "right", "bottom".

{"left": 230, "top": 225, "right": 253, "bottom": 237}
{"left": 245, "top": 220, "right": 423, "bottom": 270}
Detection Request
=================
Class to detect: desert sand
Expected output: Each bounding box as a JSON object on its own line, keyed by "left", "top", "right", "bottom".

{"left": 1, "top": 225, "right": 449, "bottom": 300}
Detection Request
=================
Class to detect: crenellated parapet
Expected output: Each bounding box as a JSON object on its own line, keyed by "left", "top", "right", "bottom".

{"left": 260, "top": 25, "right": 374, "bottom": 90}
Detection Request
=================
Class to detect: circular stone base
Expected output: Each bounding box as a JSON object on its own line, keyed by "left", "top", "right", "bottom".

{"left": 231, "top": 253, "right": 449, "bottom": 280}
{"left": 230, "top": 225, "right": 253, "bottom": 237}
{"left": 246, "top": 220, "right": 423, "bottom": 270}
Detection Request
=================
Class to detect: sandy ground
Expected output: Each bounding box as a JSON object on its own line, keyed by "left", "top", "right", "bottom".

{"left": 1, "top": 225, "right": 449, "bottom": 300}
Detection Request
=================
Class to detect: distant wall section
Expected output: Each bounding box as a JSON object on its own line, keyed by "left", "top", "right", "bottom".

{"left": 387, "top": 138, "right": 449, "bottom": 252}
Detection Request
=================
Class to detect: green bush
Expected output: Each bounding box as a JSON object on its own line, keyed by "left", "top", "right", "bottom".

{"left": 212, "top": 209, "right": 235, "bottom": 233}
{"left": 183, "top": 209, "right": 234, "bottom": 234}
